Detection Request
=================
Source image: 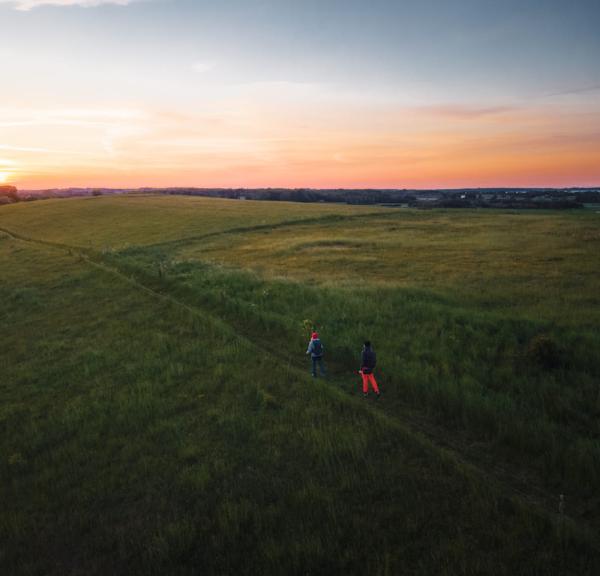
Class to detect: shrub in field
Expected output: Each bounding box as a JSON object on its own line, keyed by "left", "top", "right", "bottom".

{"left": 526, "top": 334, "right": 562, "bottom": 370}
{"left": 0, "top": 185, "right": 18, "bottom": 203}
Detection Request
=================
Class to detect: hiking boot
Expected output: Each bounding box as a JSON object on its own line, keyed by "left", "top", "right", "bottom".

{"left": 363, "top": 392, "right": 368, "bottom": 398}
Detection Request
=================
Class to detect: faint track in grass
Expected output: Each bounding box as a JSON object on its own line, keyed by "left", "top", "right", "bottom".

{"left": 138, "top": 208, "right": 400, "bottom": 251}
{"left": 1, "top": 208, "right": 397, "bottom": 253}
{"left": 2, "top": 222, "right": 599, "bottom": 550}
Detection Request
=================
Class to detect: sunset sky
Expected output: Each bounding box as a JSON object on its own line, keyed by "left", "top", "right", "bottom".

{"left": 1, "top": 0, "right": 599, "bottom": 189}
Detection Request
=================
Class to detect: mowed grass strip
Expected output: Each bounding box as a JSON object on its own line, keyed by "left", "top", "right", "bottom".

{"left": 1, "top": 233, "right": 598, "bottom": 575}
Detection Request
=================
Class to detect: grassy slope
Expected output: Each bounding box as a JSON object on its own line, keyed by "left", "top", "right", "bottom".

{"left": 104, "top": 205, "right": 600, "bottom": 508}
{"left": 1, "top": 197, "right": 599, "bottom": 574}
{"left": 0, "top": 194, "right": 376, "bottom": 249}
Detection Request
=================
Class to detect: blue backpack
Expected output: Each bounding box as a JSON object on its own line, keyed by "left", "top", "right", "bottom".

{"left": 312, "top": 339, "right": 323, "bottom": 357}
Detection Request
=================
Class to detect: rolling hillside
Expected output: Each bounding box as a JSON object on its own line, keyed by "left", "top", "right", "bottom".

{"left": 1, "top": 195, "right": 599, "bottom": 575}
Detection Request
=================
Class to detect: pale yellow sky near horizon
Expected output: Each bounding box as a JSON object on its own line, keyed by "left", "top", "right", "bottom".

{"left": 4, "top": 96, "right": 599, "bottom": 189}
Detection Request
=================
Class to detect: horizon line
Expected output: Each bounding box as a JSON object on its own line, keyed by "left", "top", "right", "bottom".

{"left": 14, "top": 185, "right": 600, "bottom": 192}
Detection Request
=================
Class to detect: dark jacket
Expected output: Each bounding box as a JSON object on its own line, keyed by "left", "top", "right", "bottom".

{"left": 361, "top": 346, "right": 376, "bottom": 374}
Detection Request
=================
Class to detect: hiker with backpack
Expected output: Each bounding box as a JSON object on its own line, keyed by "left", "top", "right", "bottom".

{"left": 360, "top": 340, "right": 380, "bottom": 398}
{"left": 306, "top": 332, "right": 326, "bottom": 378}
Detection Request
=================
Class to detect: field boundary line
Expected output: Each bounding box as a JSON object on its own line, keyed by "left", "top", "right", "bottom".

{"left": 137, "top": 209, "right": 401, "bottom": 251}
{"left": 0, "top": 208, "right": 400, "bottom": 253}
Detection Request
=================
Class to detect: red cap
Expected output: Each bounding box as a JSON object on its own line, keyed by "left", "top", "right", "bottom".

{"left": 311, "top": 332, "right": 319, "bottom": 340}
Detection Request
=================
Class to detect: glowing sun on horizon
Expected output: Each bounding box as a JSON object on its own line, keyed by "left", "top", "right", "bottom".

{"left": 0, "top": 172, "right": 10, "bottom": 184}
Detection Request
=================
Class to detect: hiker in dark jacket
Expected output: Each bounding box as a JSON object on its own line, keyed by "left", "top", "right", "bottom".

{"left": 306, "top": 331, "right": 326, "bottom": 377}
{"left": 360, "top": 340, "right": 380, "bottom": 397}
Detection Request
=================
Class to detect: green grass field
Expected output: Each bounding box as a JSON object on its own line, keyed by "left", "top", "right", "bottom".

{"left": 1, "top": 195, "right": 599, "bottom": 575}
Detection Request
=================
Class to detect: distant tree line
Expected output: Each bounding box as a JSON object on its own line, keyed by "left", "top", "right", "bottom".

{"left": 3, "top": 185, "right": 599, "bottom": 209}
{"left": 0, "top": 186, "right": 18, "bottom": 205}
{"left": 158, "top": 187, "right": 419, "bottom": 205}
{"left": 158, "top": 187, "right": 595, "bottom": 209}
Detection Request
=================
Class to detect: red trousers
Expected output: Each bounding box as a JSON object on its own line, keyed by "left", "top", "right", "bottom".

{"left": 361, "top": 371, "right": 379, "bottom": 394}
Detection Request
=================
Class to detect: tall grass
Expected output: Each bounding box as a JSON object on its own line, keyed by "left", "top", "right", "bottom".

{"left": 107, "top": 247, "right": 600, "bottom": 502}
